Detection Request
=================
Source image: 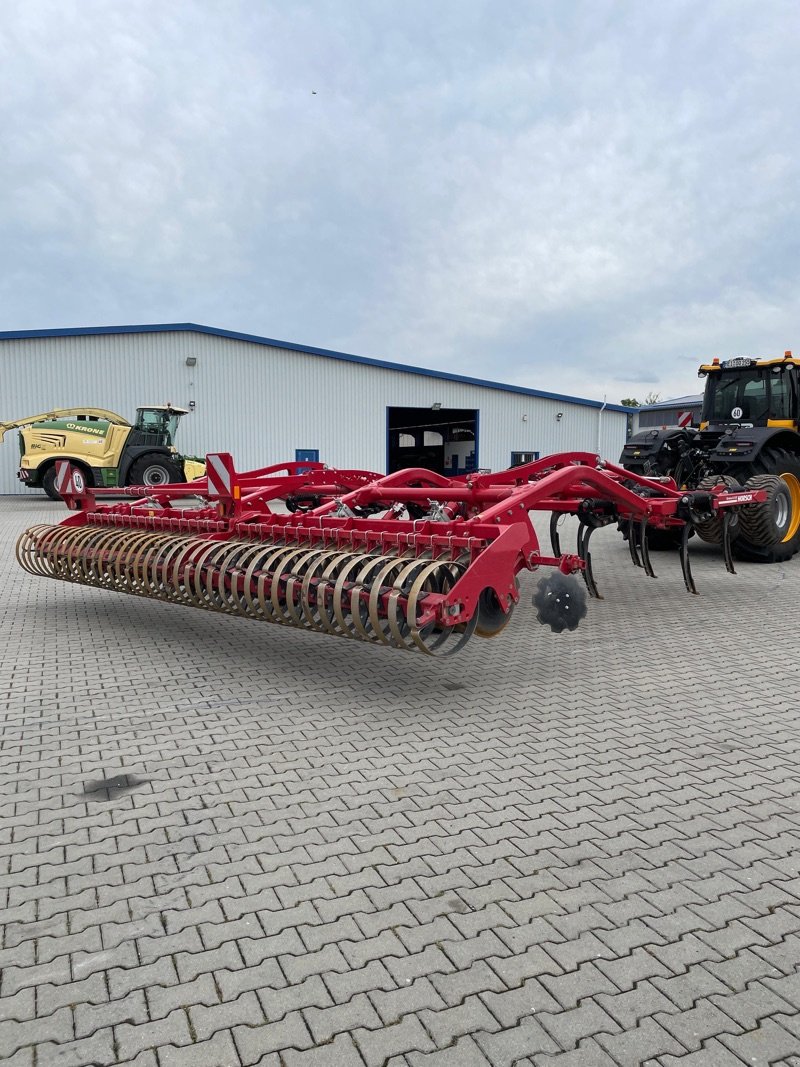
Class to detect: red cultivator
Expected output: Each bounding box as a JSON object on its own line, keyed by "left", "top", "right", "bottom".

{"left": 16, "top": 453, "right": 769, "bottom": 655}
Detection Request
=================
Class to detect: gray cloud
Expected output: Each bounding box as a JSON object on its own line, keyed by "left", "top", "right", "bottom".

{"left": 1, "top": 0, "right": 799, "bottom": 404}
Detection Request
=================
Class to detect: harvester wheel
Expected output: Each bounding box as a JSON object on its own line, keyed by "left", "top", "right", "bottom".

{"left": 128, "top": 455, "right": 183, "bottom": 487}
{"left": 41, "top": 466, "right": 62, "bottom": 501}
{"left": 693, "top": 475, "right": 742, "bottom": 544}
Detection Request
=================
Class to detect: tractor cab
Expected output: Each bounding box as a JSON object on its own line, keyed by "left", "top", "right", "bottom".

{"left": 131, "top": 405, "right": 189, "bottom": 449}
{"left": 698, "top": 355, "right": 799, "bottom": 432}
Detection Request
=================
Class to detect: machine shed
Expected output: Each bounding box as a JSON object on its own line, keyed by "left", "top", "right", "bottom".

{"left": 0, "top": 323, "right": 631, "bottom": 495}
{"left": 637, "top": 394, "right": 703, "bottom": 429}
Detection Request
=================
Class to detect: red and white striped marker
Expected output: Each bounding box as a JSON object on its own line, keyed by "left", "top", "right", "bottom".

{"left": 54, "top": 460, "right": 84, "bottom": 497}
{"left": 205, "top": 452, "right": 236, "bottom": 499}
{"left": 677, "top": 411, "right": 693, "bottom": 428}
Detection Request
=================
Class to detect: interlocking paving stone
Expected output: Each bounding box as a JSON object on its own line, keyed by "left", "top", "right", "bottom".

{"left": 657, "top": 1038, "right": 754, "bottom": 1066}
{"left": 532, "top": 1040, "right": 620, "bottom": 1065}
{"left": 282, "top": 1032, "right": 366, "bottom": 1066}
{"left": 188, "top": 989, "right": 265, "bottom": 1040}
{"left": 158, "top": 1029, "right": 242, "bottom": 1067}
{"left": 4, "top": 499, "right": 800, "bottom": 1065}
{"left": 655, "top": 999, "right": 744, "bottom": 1051}
{"left": 0, "top": 1004, "right": 74, "bottom": 1057}
{"left": 33, "top": 1027, "right": 116, "bottom": 1066}
{"left": 407, "top": 1035, "right": 492, "bottom": 1064}
{"left": 257, "top": 974, "right": 332, "bottom": 1023}
{"left": 232, "top": 1010, "right": 314, "bottom": 1063}
{"left": 474, "top": 1016, "right": 560, "bottom": 1063}
{"left": 418, "top": 994, "right": 502, "bottom": 1045}
{"left": 304, "top": 991, "right": 382, "bottom": 1042}
{"left": 74, "top": 988, "right": 148, "bottom": 1037}
{"left": 115, "top": 1008, "right": 193, "bottom": 1059}
{"left": 324, "top": 958, "right": 395, "bottom": 1002}
{"left": 719, "top": 1015, "right": 800, "bottom": 1065}
{"left": 594, "top": 1016, "right": 687, "bottom": 1065}
{"left": 356, "top": 1015, "right": 437, "bottom": 1065}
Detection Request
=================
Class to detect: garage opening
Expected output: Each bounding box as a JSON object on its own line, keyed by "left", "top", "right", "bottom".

{"left": 387, "top": 407, "right": 478, "bottom": 475}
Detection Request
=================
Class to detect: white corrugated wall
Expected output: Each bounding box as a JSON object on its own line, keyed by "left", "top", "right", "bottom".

{"left": 0, "top": 330, "right": 628, "bottom": 494}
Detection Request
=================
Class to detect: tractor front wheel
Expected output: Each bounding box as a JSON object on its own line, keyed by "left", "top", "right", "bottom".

{"left": 734, "top": 449, "right": 800, "bottom": 563}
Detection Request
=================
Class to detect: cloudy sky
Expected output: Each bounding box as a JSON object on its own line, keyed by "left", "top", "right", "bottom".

{"left": 2, "top": 1, "right": 798, "bottom": 403}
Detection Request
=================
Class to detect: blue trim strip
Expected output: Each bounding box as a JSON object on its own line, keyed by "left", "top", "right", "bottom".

{"left": 0, "top": 322, "right": 633, "bottom": 413}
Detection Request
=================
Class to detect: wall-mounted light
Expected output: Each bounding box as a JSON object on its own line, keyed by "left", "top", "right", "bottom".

{"left": 521, "top": 414, "right": 528, "bottom": 422}
{"left": 431, "top": 402, "right": 442, "bottom": 411}
{"left": 185, "top": 356, "right": 197, "bottom": 367}
{"left": 556, "top": 411, "right": 564, "bottom": 420}
{"left": 188, "top": 400, "right": 196, "bottom": 411}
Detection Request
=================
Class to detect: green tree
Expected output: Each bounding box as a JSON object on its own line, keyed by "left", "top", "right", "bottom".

{"left": 620, "top": 397, "right": 640, "bottom": 407}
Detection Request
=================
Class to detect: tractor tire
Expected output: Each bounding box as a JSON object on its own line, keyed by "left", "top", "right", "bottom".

{"left": 127, "top": 455, "right": 183, "bottom": 488}
{"left": 732, "top": 448, "right": 800, "bottom": 563}
{"left": 693, "top": 475, "right": 743, "bottom": 544}
{"left": 41, "top": 466, "right": 62, "bottom": 501}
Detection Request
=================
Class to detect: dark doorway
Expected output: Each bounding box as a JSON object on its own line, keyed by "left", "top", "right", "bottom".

{"left": 387, "top": 407, "right": 478, "bottom": 475}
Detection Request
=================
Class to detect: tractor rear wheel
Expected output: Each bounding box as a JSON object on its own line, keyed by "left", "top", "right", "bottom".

{"left": 127, "top": 455, "right": 183, "bottom": 487}
{"left": 732, "top": 448, "right": 800, "bottom": 563}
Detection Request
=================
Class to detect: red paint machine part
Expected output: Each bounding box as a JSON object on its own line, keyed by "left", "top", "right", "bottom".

{"left": 16, "top": 452, "right": 772, "bottom": 655}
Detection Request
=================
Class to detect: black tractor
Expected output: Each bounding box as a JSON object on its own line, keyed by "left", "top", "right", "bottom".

{"left": 620, "top": 353, "right": 800, "bottom": 562}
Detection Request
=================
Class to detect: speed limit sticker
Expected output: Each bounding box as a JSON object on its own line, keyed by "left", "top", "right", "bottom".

{"left": 731, "top": 406, "right": 743, "bottom": 419}
{"left": 71, "top": 470, "right": 85, "bottom": 493}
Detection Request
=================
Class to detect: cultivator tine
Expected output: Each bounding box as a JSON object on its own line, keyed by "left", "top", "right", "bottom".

{"left": 639, "top": 518, "right": 656, "bottom": 579}
{"left": 549, "top": 512, "right": 562, "bottom": 556}
{"left": 627, "top": 519, "right": 643, "bottom": 568}
{"left": 721, "top": 511, "right": 736, "bottom": 574}
{"left": 680, "top": 523, "right": 698, "bottom": 595}
{"left": 576, "top": 523, "right": 602, "bottom": 599}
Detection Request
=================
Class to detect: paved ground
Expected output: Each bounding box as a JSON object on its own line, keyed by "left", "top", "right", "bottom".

{"left": 2, "top": 496, "right": 800, "bottom": 1067}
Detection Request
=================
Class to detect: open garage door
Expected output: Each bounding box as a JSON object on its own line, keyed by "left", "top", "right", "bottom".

{"left": 387, "top": 407, "right": 478, "bottom": 475}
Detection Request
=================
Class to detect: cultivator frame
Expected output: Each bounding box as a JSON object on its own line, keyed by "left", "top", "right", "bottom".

{"left": 16, "top": 453, "right": 767, "bottom": 655}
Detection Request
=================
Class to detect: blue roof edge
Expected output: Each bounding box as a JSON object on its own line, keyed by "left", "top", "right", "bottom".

{"left": 0, "top": 322, "right": 634, "bottom": 413}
